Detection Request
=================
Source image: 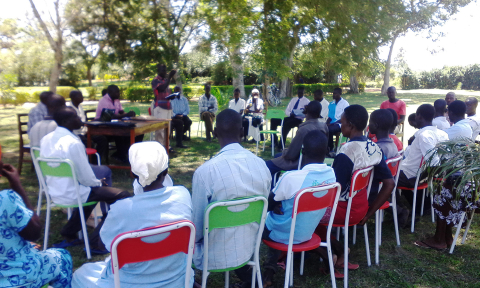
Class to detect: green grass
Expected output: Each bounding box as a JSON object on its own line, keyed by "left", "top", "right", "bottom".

{"left": 1, "top": 91, "right": 480, "bottom": 287}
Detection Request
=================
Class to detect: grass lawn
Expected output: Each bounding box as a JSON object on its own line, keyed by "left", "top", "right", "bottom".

{"left": 1, "top": 90, "right": 479, "bottom": 287}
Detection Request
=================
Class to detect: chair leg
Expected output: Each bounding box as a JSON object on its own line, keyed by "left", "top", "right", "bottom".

{"left": 225, "top": 270, "right": 229, "bottom": 288}
{"left": 343, "top": 226, "right": 349, "bottom": 288}
{"left": 270, "top": 134, "right": 274, "bottom": 156}
{"left": 18, "top": 151, "right": 24, "bottom": 175}
{"left": 353, "top": 225, "right": 357, "bottom": 245}
{"left": 375, "top": 212, "right": 380, "bottom": 265}
{"left": 450, "top": 212, "right": 466, "bottom": 254}
{"left": 430, "top": 193, "right": 435, "bottom": 223}
{"left": 421, "top": 189, "right": 426, "bottom": 216}
{"left": 411, "top": 189, "right": 417, "bottom": 233}
{"left": 379, "top": 211, "right": 383, "bottom": 246}
{"left": 95, "top": 153, "right": 101, "bottom": 166}
{"left": 256, "top": 262, "right": 263, "bottom": 288}
{"left": 256, "top": 140, "right": 259, "bottom": 156}
{"left": 326, "top": 239, "right": 337, "bottom": 288}
{"left": 43, "top": 201, "right": 51, "bottom": 251}
{"left": 462, "top": 212, "right": 474, "bottom": 244}
{"left": 289, "top": 251, "right": 294, "bottom": 287}
{"left": 78, "top": 206, "right": 92, "bottom": 259}
{"left": 36, "top": 189, "right": 43, "bottom": 217}
{"left": 251, "top": 264, "right": 256, "bottom": 288}
{"left": 202, "top": 271, "right": 209, "bottom": 288}
{"left": 300, "top": 251, "right": 305, "bottom": 275}
{"left": 364, "top": 224, "right": 371, "bottom": 267}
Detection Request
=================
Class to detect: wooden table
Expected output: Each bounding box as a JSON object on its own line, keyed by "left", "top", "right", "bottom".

{"left": 86, "top": 119, "right": 170, "bottom": 170}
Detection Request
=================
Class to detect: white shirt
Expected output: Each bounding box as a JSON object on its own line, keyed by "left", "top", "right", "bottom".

{"left": 334, "top": 98, "right": 349, "bottom": 122}
{"left": 319, "top": 98, "right": 329, "bottom": 122}
{"left": 246, "top": 97, "right": 264, "bottom": 117}
{"left": 191, "top": 143, "right": 271, "bottom": 270}
{"left": 29, "top": 119, "right": 58, "bottom": 148}
{"left": 400, "top": 126, "right": 449, "bottom": 179}
{"left": 40, "top": 127, "right": 101, "bottom": 205}
{"left": 68, "top": 102, "right": 87, "bottom": 135}
{"left": 467, "top": 114, "right": 480, "bottom": 140}
{"left": 285, "top": 97, "right": 310, "bottom": 119}
{"left": 228, "top": 98, "right": 246, "bottom": 114}
{"left": 445, "top": 119, "right": 473, "bottom": 140}
{"left": 432, "top": 116, "right": 450, "bottom": 130}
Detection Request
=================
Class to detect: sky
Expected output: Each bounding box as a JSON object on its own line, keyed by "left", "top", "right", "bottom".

{"left": 3, "top": 0, "right": 480, "bottom": 72}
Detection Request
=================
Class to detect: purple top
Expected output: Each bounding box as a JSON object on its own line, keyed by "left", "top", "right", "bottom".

{"left": 95, "top": 94, "right": 123, "bottom": 119}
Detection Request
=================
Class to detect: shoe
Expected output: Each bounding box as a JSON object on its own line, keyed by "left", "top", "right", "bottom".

{"left": 84, "top": 247, "right": 110, "bottom": 255}
{"left": 53, "top": 239, "right": 82, "bottom": 248}
{"left": 183, "top": 135, "right": 190, "bottom": 141}
{"left": 176, "top": 144, "right": 189, "bottom": 149}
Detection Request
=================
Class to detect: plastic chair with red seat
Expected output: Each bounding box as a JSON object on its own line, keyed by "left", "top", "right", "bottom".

{"left": 85, "top": 148, "right": 101, "bottom": 165}
{"left": 110, "top": 220, "right": 196, "bottom": 288}
{"left": 262, "top": 183, "right": 342, "bottom": 288}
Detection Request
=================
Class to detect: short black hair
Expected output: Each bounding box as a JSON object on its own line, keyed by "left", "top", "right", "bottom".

{"left": 408, "top": 113, "right": 416, "bottom": 123}
{"left": 39, "top": 91, "right": 54, "bottom": 103}
{"left": 69, "top": 90, "right": 82, "bottom": 99}
{"left": 297, "top": 86, "right": 305, "bottom": 92}
{"left": 343, "top": 104, "right": 368, "bottom": 131}
{"left": 370, "top": 109, "right": 393, "bottom": 132}
{"left": 215, "top": 109, "right": 242, "bottom": 138}
{"left": 46, "top": 94, "right": 66, "bottom": 114}
{"left": 416, "top": 104, "right": 435, "bottom": 122}
{"left": 107, "top": 85, "right": 119, "bottom": 95}
{"left": 101, "top": 89, "right": 107, "bottom": 96}
{"left": 466, "top": 97, "right": 478, "bottom": 106}
{"left": 305, "top": 101, "right": 321, "bottom": 118}
{"left": 434, "top": 99, "right": 447, "bottom": 114}
{"left": 204, "top": 83, "right": 211, "bottom": 89}
{"left": 333, "top": 87, "right": 342, "bottom": 95}
{"left": 303, "top": 130, "right": 328, "bottom": 162}
{"left": 448, "top": 100, "right": 467, "bottom": 117}
{"left": 53, "top": 107, "right": 77, "bottom": 127}
{"left": 314, "top": 89, "right": 323, "bottom": 97}
{"left": 387, "top": 86, "right": 396, "bottom": 93}
{"left": 234, "top": 88, "right": 240, "bottom": 93}
{"left": 386, "top": 108, "right": 398, "bottom": 130}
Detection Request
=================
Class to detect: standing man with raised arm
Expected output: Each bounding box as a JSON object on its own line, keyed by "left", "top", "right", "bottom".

{"left": 198, "top": 83, "right": 218, "bottom": 142}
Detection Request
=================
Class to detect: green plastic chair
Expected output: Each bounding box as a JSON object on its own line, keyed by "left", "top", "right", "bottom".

{"left": 36, "top": 155, "right": 99, "bottom": 259}
{"left": 201, "top": 196, "right": 268, "bottom": 288}
{"left": 336, "top": 133, "right": 348, "bottom": 154}
{"left": 257, "top": 109, "right": 285, "bottom": 156}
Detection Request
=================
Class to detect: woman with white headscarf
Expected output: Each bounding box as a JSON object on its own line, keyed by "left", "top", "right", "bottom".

{"left": 245, "top": 88, "right": 265, "bottom": 142}
{"left": 72, "top": 142, "right": 194, "bottom": 288}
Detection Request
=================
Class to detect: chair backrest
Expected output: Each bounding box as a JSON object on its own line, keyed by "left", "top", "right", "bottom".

{"left": 292, "top": 183, "right": 341, "bottom": 217}
{"left": 17, "top": 114, "right": 29, "bottom": 147}
{"left": 386, "top": 155, "right": 403, "bottom": 178}
{"left": 265, "top": 109, "right": 285, "bottom": 120}
{"left": 84, "top": 109, "right": 96, "bottom": 121}
{"left": 350, "top": 166, "right": 374, "bottom": 198}
{"left": 110, "top": 220, "right": 195, "bottom": 288}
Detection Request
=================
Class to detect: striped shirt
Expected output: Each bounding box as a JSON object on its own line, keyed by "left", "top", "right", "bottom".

{"left": 198, "top": 94, "right": 218, "bottom": 115}
{"left": 27, "top": 102, "right": 48, "bottom": 133}
{"left": 192, "top": 143, "right": 271, "bottom": 270}
{"left": 29, "top": 119, "right": 57, "bottom": 148}
{"left": 171, "top": 95, "right": 190, "bottom": 116}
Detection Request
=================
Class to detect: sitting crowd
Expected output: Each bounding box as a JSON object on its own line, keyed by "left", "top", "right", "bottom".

{"left": 4, "top": 83, "right": 480, "bottom": 288}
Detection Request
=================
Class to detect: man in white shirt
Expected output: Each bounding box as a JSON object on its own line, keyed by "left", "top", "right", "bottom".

{"left": 327, "top": 87, "right": 349, "bottom": 151}
{"left": 465, "top": 97, "right": 480, "bottom": 141}
{"left": 432, "top": 99, "right": 450, "bottom": 130}
{"left": 27, "top": 91, "right": 53, "bottom": 133}
{"left": 192, "top": 109, "right": 271, "bottom": 287}
{"left": 68, "top": 90, "right": 108, "bottom": 159}
{"left": 228, "top": 88, "right": 248, "bottom": 141}
{"left": 40, "top": 107, "right": 130, "bottom": 253}
{"left": 445, "top": 100, "right": 473, "bottom": 140}
{"left": 314, "top": 89, "right": 329, "bottom": 122}
{"left": 270, "top": 86, "right": 310, "bottom": 149}
{"left": 29, "top": 94, "right": 66, "bottom": 147}
{"left": 398, "top": 104, "right": 448, "bottom": 216}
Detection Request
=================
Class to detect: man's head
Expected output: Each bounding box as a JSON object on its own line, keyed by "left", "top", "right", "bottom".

{"left": 46, "top": 94, "right": 66, "bottom": 116}
{"left": 386, "top": 108, "right": 398, "bottom": 133}
{"left": 53, "top": 107, "right": 82, "bottom": 131}
{"left": 234, "top": 88, "right": 240, "bottom": 99}
{"left": 297, "top": 86, "right": 305, "bottom": 98}
{"left": 174, "top": 86, "right": 181, "bottom": 98}
{"left": 213, "top": 109, "right": 243, "bottom": 147}
{"left": 447, "top": 100, "right": 467, "bottom": 123}
{"left": 101, "top": 89, "right": 107, "bottom": 96}
{"left": 303, "top": 101, "right": 321, "bottom": 120}
{"left": 332, "top": 87, "right": 342, "bottom": 101}
{"left": 465, "top": 97, "right": 478, "bottom": 116}
{"left": 433, "top": 99, "right": 447, "bottom": 117}
{"left": 39, "top": 91, "right": 54, "bottom": 105}
{"left": 107, "top": 85, "right": 120, "bottom": 100}
{"left": 408, "top": 113, "right": 417, "bottom": 129}
{"left": 157, "top": 64, "right": 167, "bottom": 78}
{"left": 387, "top": 86, "right": 397, "bottom": 102}
{"left": 313, "top": 89, "right": 324, "bottom": 102}
{"left": 69, "top": 90, "right": 84, "bottom": 107}
{"left": 415, "top": 104, "right": 435, "bottom": 128}
{"left": 369, "top": 109, "right": 393, "bottom": 136}
{"left": 445, "top": 92, "right": 456, "bottom": 105}
{"left": 251, "top": 88, "right": 259, "bottom": 99}
{"left": 340, "top": 104, "right": 368, "bottom": 137}
{"left": 204, "top": 83, "right": 211, "bottom": 95}
{"left": 301, "top": 130, "right": 328, "bottom": 167}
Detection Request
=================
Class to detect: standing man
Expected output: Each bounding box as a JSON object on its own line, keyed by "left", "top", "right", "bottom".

{"left": 445, "top": 100, "right": 473, "bottom": 140}
{"left": 326, "top": 87, "right": 349, "bottom": 151}
{"left": 270, "top": 86, "right": 310, "bottom": 149}
{"left": 192, "top": 109, "right": 271, "bottom": 288}
{"left": 314, "top": 89, "right": 329, "bottom": 122}
{"left": 151, "top": 64, "right": 176, "bottom": 146}
{"left": 228, "top": 88, "right": 247, "bottom": 140}
{"left": 380, "top": 86, "right": 406, "bottom": 126}
{"left": 170, "top": 86, "right": 191, "bottom": 148}
{"left": 198, "top": 83, "right": 218, "bottom": 142}
{"left": 432, "top": 99, "right": 450, "bottom": 130}
{"left": 27, "top": 91, "right": 53, "bottom": 133}
{"left": 465, "top": 97, "right": 480, "bottom": 140}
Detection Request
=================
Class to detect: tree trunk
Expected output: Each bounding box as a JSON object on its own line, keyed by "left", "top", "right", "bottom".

{"left": 229, "top": 47, "right": 245, "bottom": 98}
{"left": 49, "top": 50, "right": 62, "bottom": 93}
{"left": 350, "top": 74, "right": 359, "bottom": 94}
{"left": 279, "top": 44, "right": 296, "bottom": 99}
{"left": 87, "top": 65, "right": 93, "bottom": 87}
{"left": 381, "top": 35, "right": 397, "bottom": 95}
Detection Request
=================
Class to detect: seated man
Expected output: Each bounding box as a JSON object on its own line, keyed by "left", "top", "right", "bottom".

{"left": 29, "top": 94, "right": 66, "bottom": 147}
{"left": 445, "top": 92, "right": 456, "bottom": 124}
{"left": 245, "top": 89, "right": 265, "bottom": 142}
{"left": 407, "top": 113, "right": 418, "bottom": 146}
{"left": 445, "top": 100, "right": 473, "bottom": 140}
{"left": 398, "top": 104, "right": 448, "bottom": 217}
{"left": 380, "top": 86, "right": 406, "bottom": 128}
{"left": 68, "top": 90, "right": 108, "bottom": 159}
{"left": 72, "top": 142, "right": 193, "bottom": 288}
{"left": 327, "top": 87, "right": 349, "bottom": 151}
{"left": 368, "top": 109, "right": 403, "bottom": 152}
{"left": 465, "top": 97, "right": 480, "bottom": 140}
{"left": 27, "top": 91, "right": 53, "bottom": 134}
{"left": 0, "top": 158, "right": 73, "bottom": 288}
{"left": 170, "top": 86, "right": 191, "bottom": 148}
{"left": 228, "top": 88, "right": 247, "bottom": 140}
{"left": 95, "top": 85, "right": 141, "bottom": 163}
{"left": 314, "top": 89, "right": 329, "bottom": 122}
{"left": 192, "top": 109, "right": 271, "bottom": 287}
{"left": 270, "top": 86, "right": 310, "bottom": 148}
{"left": 41, "top": 107, "right": 130, "bottom": 253}
{"left": 198, "top": 83, "right": 218, "bottom": 142}
{"left": 432, "top": 99, "right": 450, "bottom": 130}
{"left": 265, "top": 101, "right": 328, "bottom": 183}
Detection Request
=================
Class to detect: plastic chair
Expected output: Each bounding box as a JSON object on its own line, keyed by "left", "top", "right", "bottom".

{"left": 17, "top": 113, "right": 32, "bottom": 175}
{"left": 85, "top": 148, "right": 101, "bottom": 165}
{"left": 450, "top": 211, "right": 475, "bottom": 254}
{"left": 263, "top": 183, "right": 342, "bottom": 288}
{"left": 257, "top": 109, "right": 285, "bottom": 156}
{"left": 395, "top": 122, "right": 405, "bottom": 143}
{"left": 336, "top": 133, "right": 348, "bottom": 154}
{"left": 111, "top": 220, "right": 196, "bottom": 288}
{"left": 36, "top": 155, "right": 99, "bottom": 259}
{"left": 201, "top": 196, "right": 268, "bottom": 288}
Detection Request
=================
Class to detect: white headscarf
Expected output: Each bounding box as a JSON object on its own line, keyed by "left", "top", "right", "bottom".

{"left": 129, "top": 141, "right": 168, "bottom": 187}
{"left": 251, "top": 88, "right": 259, "bottom": 96}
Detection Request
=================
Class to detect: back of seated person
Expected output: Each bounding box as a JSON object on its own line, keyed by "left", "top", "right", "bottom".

{"left": 368, "top": 108, "right": 403, "bottom": 152}
{"left": 432, "top": 99, "right": 450, "bottom": 131}
{"left": 445, "top": 100, "right": 473, "bottom": 140}
{"left": 29, "top": 94, "right": 65, "bottom": 147}
{"left": 27, "top": 91, "right": 53, "bottom": 134}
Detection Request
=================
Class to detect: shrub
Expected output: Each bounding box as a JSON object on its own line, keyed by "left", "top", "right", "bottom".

{"left": 86, "top": 87, "right": 98, "bottom": 100}
{"left": 292, "top": 83, "right": 342, "bottom": 96}
{"left": 13, "top": 92, "right": 31, "bottom": 105}
{"left": 125, "top": 86, "right": 152, "bottom": 102}
{"left": 56, "top": 87, "right": 76, "bottom": 99}
{"left": 182, "top": 87, "right": 192, "bottom": 99}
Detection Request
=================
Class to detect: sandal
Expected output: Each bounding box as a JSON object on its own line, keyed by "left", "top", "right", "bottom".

{"left": 335, "top": 262, "right": 360, "bottom": 270}
{"left": 414, "top": 240, "right": 447, "bottom": 251}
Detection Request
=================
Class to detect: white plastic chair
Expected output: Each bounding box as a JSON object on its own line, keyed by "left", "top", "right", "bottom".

{"left": 450, "top": 211, "right": 475, "bottom": 254}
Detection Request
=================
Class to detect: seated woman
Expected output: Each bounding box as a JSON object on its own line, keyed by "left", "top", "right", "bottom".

{"left": 0, "top": 157, "right": 72, "bottom": 288}
{"left": 72, "top": 141, "right": 194, "bottom": 287}
{"left": 314, "top": 105, "right": 394, "bottom": 277}
{"left": 244, "top": 89, "right": 264, "bottom": 142}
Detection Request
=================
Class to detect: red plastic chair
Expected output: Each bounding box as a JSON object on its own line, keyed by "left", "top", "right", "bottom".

{"left": 262, "top": 183, "right": 342, "bottom": 288}
{"left": 110, "top": 220, "right": 196, "bottom": 288}
{"left": 85, "top": 148, "right": 100, "bottom": 165}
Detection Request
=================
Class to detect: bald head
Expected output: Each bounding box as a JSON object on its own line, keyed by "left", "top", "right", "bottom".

{"left": 214, "top": 109, "right": 243, "bottom": 147}
{"left": 46, "top": 94, "right": 66, "bottom": 116}
{"left": 445, "top": 92, "right": 456, "bottom": 105}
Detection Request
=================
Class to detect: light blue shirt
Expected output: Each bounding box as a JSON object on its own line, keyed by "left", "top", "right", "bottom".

{"left": 328, "top": 101, "right": 337, "bottom": 122}
{"left": 72, "top": 186, "right": 193, "bottom": 288}
{"left": 265, "top": 164, "right": 336, "bottom": 244}
{"left": 171, "top": 96, "right": 190, "bottom": 116}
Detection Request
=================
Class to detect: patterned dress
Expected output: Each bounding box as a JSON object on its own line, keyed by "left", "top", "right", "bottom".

{"left": 0, "top": 190, "right": 72, "bottom": 288}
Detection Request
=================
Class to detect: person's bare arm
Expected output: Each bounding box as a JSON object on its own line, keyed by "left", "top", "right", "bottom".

{"left": 398, "top": 115, "right": 406, "bottom": 124}
{"left": 155, "top": 70, "right": 176, "bottom": 92}
{"left": 358, "top": 178, "right": 395, "bottom": 225}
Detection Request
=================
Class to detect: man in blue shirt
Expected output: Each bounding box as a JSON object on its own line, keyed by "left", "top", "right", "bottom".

{"left": 327, "top": 88, "right": 349, "bottom": 151}
{"left": 171, "top": 86, "right": 191, "bottom": 148}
